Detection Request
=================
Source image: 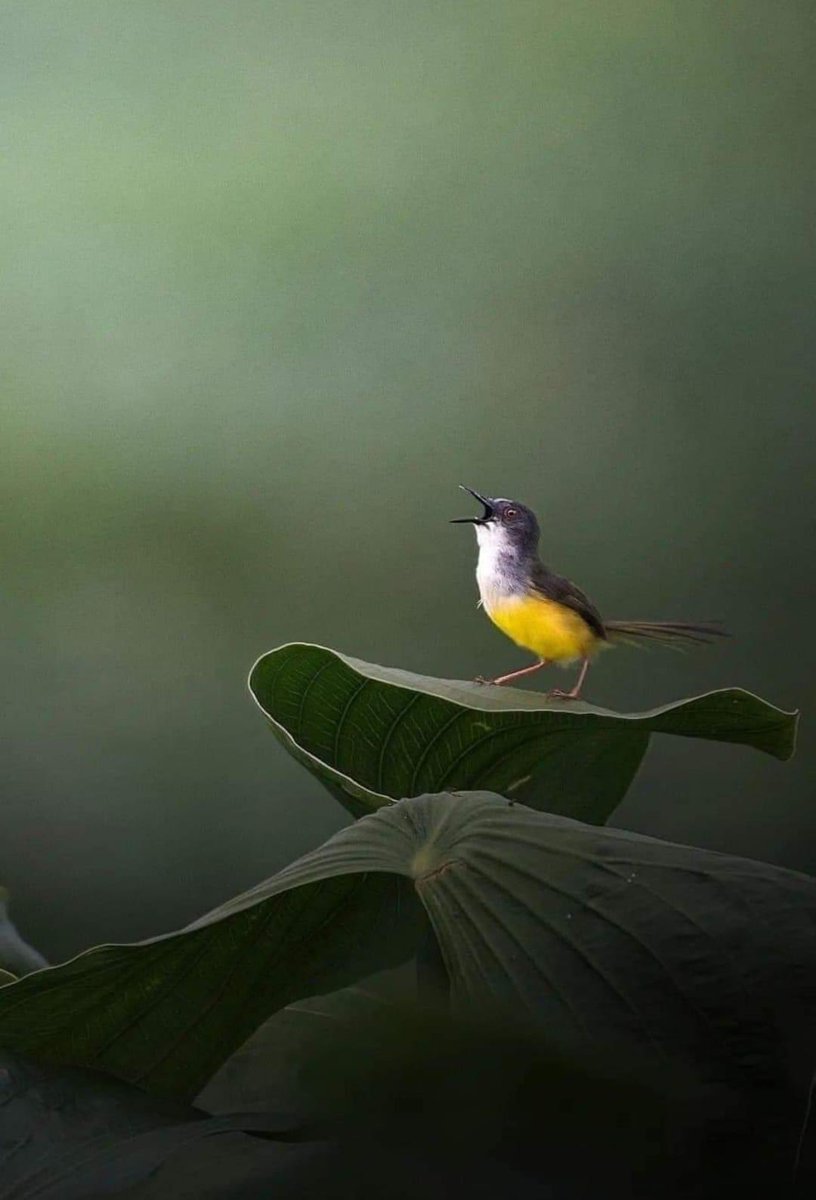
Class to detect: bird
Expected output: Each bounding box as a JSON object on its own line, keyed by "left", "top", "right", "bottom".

{"left": 451, "top": 486, "right": 727, "bottom": 698}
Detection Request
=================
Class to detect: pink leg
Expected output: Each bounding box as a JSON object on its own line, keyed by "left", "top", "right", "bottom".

{"left": 547, "top": 657, "right": 590, "bottom": 700}
{"left": 476, "top": 659, "right": 548, "bottom": 687}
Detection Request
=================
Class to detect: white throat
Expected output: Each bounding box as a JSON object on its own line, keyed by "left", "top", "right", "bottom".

{"left": 474, "top": 523, "right": 522, "bottom": 615}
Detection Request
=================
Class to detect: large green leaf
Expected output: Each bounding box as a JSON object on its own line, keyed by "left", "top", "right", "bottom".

{"left": 0, "top": 792, "right": 812, "bottom": 1116}
{"left": 248, "top": 642, "right": 798, "bottom": 821}
{"left": 0, "top": 871, "right": 423, "bottom": 1101}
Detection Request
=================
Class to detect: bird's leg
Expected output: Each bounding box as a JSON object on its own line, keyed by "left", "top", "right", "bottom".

{"left": 547, "top": 657, "right": 590, "bottom": 700}
{"left": 476, "top": 659, "right": 548, "bottom": 687}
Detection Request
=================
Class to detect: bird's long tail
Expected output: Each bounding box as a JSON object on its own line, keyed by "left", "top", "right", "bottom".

{"left": 603, "top": 620, "right": 728, "bottom": 650}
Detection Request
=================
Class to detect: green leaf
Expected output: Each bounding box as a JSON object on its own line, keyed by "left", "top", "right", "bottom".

{"left": 0, "top": 792, "right": 812, "bottom": 1113}
{"left": 0, "top": 887, "right": 47, "bottom": 976}
{"left": 0, "top": 870, "right": 424, "bottom": 1101}
{"left": 248, "top": 642, "right": 798, "bottom": 822}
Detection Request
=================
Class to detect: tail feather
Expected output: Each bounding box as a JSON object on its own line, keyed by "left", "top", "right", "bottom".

{"left": 604, "top": 620, "right": 728, "bottom": 650}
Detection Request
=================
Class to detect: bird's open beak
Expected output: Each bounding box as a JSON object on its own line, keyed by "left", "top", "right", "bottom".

{"left": 450, "top": 485, "right": 494, "bottom": 525}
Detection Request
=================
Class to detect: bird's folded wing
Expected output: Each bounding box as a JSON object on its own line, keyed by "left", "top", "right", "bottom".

{"left": 529, "top": 564, "right": 607, "bottom": 641}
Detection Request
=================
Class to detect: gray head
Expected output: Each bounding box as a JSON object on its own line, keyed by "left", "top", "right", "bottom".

{"left": 451, "top": 486, "right": 540, "bottom": 559}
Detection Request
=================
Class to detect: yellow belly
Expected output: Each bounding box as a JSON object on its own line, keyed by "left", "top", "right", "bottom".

{"left": 487, "top": 594, "right": 600, "bottom": 664}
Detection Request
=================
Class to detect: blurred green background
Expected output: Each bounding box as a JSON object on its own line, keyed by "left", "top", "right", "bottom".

{"left": 1, "top": 1, "right": 813, "bottom": 962}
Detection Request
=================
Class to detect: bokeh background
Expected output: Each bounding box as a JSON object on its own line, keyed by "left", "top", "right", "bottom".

{"left": 2, "top": 1, "right": 813, "bottom": 962}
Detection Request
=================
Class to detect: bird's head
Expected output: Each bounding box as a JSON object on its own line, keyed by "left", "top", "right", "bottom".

{"left": 451, "top": 486, "right": 540, "bottom": 557}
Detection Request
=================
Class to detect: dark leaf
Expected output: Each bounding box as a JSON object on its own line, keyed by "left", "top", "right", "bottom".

{"left": 197, "top": 984, "right": 392, "bottom": 1116}
{"left": 0, "top": 1049, "right": 301, "bottom": 1199}
{"left": 202, "top": 995, "right": 805, "bottom": 1198}
{"left": 0, "top": 790, "right": 811, "bottom": 1137}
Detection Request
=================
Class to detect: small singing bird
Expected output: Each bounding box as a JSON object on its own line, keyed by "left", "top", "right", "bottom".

{"left": 452, "top": 486, "right": 726, "bottom": 698}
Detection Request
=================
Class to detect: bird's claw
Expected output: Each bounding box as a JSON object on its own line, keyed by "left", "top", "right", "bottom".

{"left": 547, "top": 688, "right": 580, "bottom": 700}
{"left": 474, "top": 674, "right": 491, "bottom": 685}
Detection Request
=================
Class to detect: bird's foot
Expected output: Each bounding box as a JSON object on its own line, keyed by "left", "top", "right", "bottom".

{"left": 547, "top": 687, "right": 581, "bottom": 701}
{"left": 474, "top": 674, "right": 493, "bottom": 685}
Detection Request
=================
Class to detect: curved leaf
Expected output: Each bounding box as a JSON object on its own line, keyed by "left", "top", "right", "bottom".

{"left": 249, "top": 643, "right": 798, "bottom": 821}
{"left": 0, "top": 872, "right": 423, "bottom": 1101}
{"left": 0, "top": 793, "right": 812, "bottom": 1114}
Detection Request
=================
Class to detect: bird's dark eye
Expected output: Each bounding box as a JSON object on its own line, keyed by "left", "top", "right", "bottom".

{"left": 504, "top": 508, "right": 517, "bottom": 520}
